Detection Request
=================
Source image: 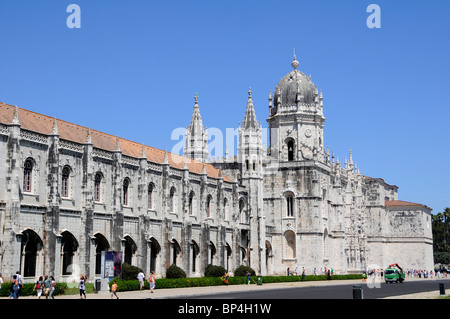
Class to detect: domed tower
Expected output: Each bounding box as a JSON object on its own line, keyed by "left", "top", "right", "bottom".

{"left": 267, "top": 55, "right": 325, "bottom": 162}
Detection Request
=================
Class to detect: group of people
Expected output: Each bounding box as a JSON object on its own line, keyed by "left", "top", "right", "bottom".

{"left": 33, "top": 275, "right": 57, "bottom": 299}
{"left": 1, "top": 271, "right": 24, "bottom": 299}
{"left": 406, "top": 269, "right": 448, "bottom": 279}
{"left": 137, "top": 270, "right": 156, "bottom": 293}
{"left": 0, "top": 271, "right": 56, "bottom": 299}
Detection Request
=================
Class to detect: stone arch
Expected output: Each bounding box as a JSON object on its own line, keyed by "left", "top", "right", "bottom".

{"left": 21, "top": 228, "right": 43, "bottom": 277}
{"left": 190, "top": 239, "right": 200, "bottom": 274}
{"left": 60, "top": 230, "right": 79, "bottom": 276}
{"left": 94, "top": 233, "right": 110, "bottom": 275}
{"left": 123, "top": 235, "right": 137, "bottom": 266}
{"left": 171, "top": 238, "right": 182, "bottom": 266}
{"left": 285, "top": 137, "right": 295, "bottom": 161}
{"left": 148, "top": 237, "right": 161, "bottom": 273}
{"left": 208, "top": 241, "right": 216, "bottom": 265}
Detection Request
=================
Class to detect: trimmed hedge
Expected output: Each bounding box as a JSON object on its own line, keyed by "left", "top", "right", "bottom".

{"left": 107, "top": 274, "right": 361, "bottom": 292}
{"left": 205, "top": 264, "right": 227, "bottom": 277}
{"left": 166, "top": 264, "right": 187, "bottom": 279}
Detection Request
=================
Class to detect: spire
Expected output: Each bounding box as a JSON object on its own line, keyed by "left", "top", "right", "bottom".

{"left": 51, "top": 117, "right": 59, "bottom": 135}
{"left": 348, "top": 148, "right": 354, "bottom": 169}
{"left": 184, "top": 93, "right": 209, "bottom": 162}
{"left": 291, "top": 52, "right": 299, "bottom": 70}
{"left": 242, "top": 87, "right": 258, "bottom": 130}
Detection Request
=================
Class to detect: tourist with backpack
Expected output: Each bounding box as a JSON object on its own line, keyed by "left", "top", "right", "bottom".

{"left": 33, "top": 276, "right": 44, "bottom": 299}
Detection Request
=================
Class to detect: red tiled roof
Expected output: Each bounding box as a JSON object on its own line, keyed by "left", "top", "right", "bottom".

{"left": 0, "top": 102, "right": 231, "bottom": 182}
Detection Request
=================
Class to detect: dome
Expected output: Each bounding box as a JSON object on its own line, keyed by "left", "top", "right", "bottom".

{"left": 273, "top": 56, "right": 317, "bottom": 107}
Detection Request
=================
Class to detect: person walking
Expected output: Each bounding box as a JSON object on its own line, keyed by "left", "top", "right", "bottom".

{"left": 246, "top": 270, "right": 251, "bottom": 285}
{"left": 111, "top": 280, "right": 119, "bottom": 299}
{"left": 148, "top": 271, "right": 156, "bottom": 293}
{"left": 43, "top": 275, "right": 51, "bottom": 299}
{"left": 33, "top": 276, "right": 44, "bottom": 299}
{"left": 48, "top": 276, "right": 56, "bottom": 299}
{"left": 0, "top": 273, "right": 3, "bottom": 293}
{"left": 11, "top": 274, "right": 20, "bottom": 299}
{"left": 15, "top": 271, "right": 22, "bottom": 298}
{"left": 223, "top": 271, "right": 229, "bottom": 286}
{"left": 137, "top": 271, "right": 145, "bottom": 292}
{"left": 79, "top": 275, "right": 87, "bottom": 299}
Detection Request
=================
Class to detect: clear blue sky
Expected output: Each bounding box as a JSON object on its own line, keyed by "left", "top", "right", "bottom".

{"left": 1, "top": 0, "right": 449, "bottom": 214}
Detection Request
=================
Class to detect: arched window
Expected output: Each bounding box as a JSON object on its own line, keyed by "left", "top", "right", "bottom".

{"left": 286, "top": 193, "right": 294, "bottom": 217}
{"left": 94, "top": 172, "right": 102, "bottom": 202}
{"left": 23, "top": 158, "right": 33, "bottom": 192}
{"left": 123, "top": 178, "right": 130, "bottom": 206}
{"left": 189, "top": 191, "right": 194, "bottom": 215}
{"left": 170, "top": 187, "right": 176, "bottom": 213}
{"left": 124, "top": 236, "right": 137, "bottom": 266}
{"left": 239, "top": 199, "right": 247, "bottom": 223}
{"left": 61, "top": 231, "right": 78, "bottom": 276}
{"left": 94, "top": 233, "right": 109, "bottom": 275}
{"left": 172, "top": 239, "right": 181, "bottom": 266}
{"left": 61, "top": 166, "right": 71, "bottom": 198}
{"left": 148, "top": 183, "right": 154, "bottom": 209}
{"left": 191, "top": 240, "right": 200, "bottom": 273}
{"left": 21, "top": 229, "right": 43, "bottom": 277}
{"left": 206, "top": 195, "right": 212, "bottom": 218}
{"left": 287, "top": 140, "right": 294, "bottom": 161}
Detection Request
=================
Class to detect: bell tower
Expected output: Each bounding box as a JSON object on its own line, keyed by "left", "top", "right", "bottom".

{"left": 267, "top": 55, "right": 326, "bottom": 162}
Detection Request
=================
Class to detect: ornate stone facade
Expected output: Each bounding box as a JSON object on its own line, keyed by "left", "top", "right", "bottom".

{"left": 0, "top": 56, "right": 433, "bottom": 283}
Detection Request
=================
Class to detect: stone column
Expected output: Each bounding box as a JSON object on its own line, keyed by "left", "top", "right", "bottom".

{"left": 1, "top": 107, "right": 22, "bottom": 279}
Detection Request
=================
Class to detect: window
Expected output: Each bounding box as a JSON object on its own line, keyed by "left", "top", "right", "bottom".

{"left": 123, "top": 179, "right": 129, "bottom": 205}
{"left": 189, "top": 191, "right": 194, "bottom": 215}
{"left": 61, "top": 166, "right": 71, "bottom": 197}
{"left": 148, "top": 183, "right": 154, "bottom": 209}
{"left": 94, "top": 173, "right": 102, "bottom": 202}
{"left": 170, "top": 187, "right": 176, "bottom": 212}
{"left": 239, "top": 199, "right": 246, "bottom": 223}
{"left": 287, "top": 140, "right": 294, "bottom": 161}
{"left": 23, "top": 159, "right": 33, "bottom": 192}
{"left": 286, "top": 194, "right": 294, "bottom": 217}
